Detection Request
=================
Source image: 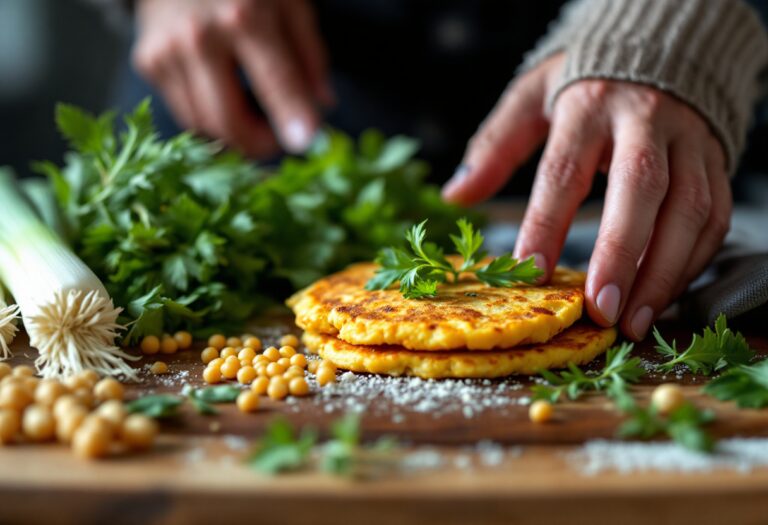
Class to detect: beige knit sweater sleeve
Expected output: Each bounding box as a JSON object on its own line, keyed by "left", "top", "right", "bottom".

{"left": 520, "top": 0, "right": 768, "bottom": 172}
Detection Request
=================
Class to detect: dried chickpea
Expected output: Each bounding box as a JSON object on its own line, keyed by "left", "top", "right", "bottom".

{"left": 221, "top": 359, "right": 240, "bottom": 380}
{"left": 55, "top": 404, "right": 88, "bottom": 444}
{"left": 140, "top": 335, "right": 161, "bottom": 355}
{"left": 316, "top": 366, "right": 336, "bottom": 387}
{"left": 288, "top": 377, "right": 309, "bottom": 397}
{"left": 203, "top": 366, "right": 222, "bottom": 384}
{"left": 22, "top": 404, "right": 55, "bottom": 442}
{"left": 63, "top": 374, "right": 89, "bottom": 391}
{"left": 251, "top": 376, "right": 269, "bottom": 395}
{"left": 279, "top": 346, "right": 296, "bottom": 358}
{"left": 279, "top": 334, "right": 299, "bottom": 349}
{"left": 0, "top": 363, "right": 12, "bottom": 380}
{"left": 73, "top": 387, "right": 95, "bottom": 408}
{"left": 267, "top": 377, "right": 288, "bottom": 400}
{"left": 262, "top": 346, "right": 280, "bottom": 362}
{"left": 80, "top": 370, "right": 100, "bottom": 387}
{"left": 244, "top": 336, "right": 262, "bottom": 351}
{"left": 34, "top": 379, "right": 68, "bottom": 406}
{"left": 95, "top": 400, "right": 127, "bottom": 435}
{"left": 226, "top": 337, "right": 243, "bottom": 348}
{"left": 238, "top": 347, "right": 256, "bottom": 362}
{"left": 529, "top": 400, "right": 554, "bottom": 423}
{"left": 284, "top": 366, "right": 304, "bottom": 379}
{"left": 0, "top": 382, "right": 33, "bottom": 411}
{"left": 72, "top": 421, "right": 111, "bottom": 459}
{"left": 237, "top": 366, "right": 257, "bottom": 385}
{"left": 290, "top": 354, "right": 307, "bottom": 368}
{"left": 651, "top": 384, "right": 685, "bottom": 415}
{"left": 236, "top": 391, "right": 260, "bottom": 413}
{"left": 207, "top": 357, "right": 224, "bottom": 371}
{"left": 121, "top": 414, "right": 158, "bottom": 450}
{"left": 208, "top": 334, "right": 227, "bottom": 349}
{"left": 0, "top": 408, "right": 20, "bottom": 444}
{"left": 277, "top": 357, "right": 291, "bottom": 369}
{"left": 219, "top": 347, "right": 238, "bottom": 359}
{"left": 266, "top": 362, "right": 286, "bottom": 377}
{"left": 255, "top": 364, "right": 269, "bottom": 377}
{"left": 201, "top": 347, "right": 219, "bottom": 364}
{"left": 160, "top": 335, "right": 178, "bottom": 354}
{"left": 94, "top": 378, "right": 124, "bottom": 402}
{"left": 252, "top": 355, "right": 269, "bottom": 367}
{"left": 53, "top": 395, "right": 83, "bottom": 420}
{"left": 173, "top": 330, "right": 193, "bottom": 350}
{"left": 307, "top": 360, "right": 319, "bottom": 374}
{"left": 23, "top": 377, "right": 40, "bottom": 394}
{"left": 318, "top": 360, "right": 337, "bottom": 373}
{"left": 150, "top": 361, "right": 169, "bottom": 375}
{"left": 13, "top": 365, "right": 35, "bottom": 378}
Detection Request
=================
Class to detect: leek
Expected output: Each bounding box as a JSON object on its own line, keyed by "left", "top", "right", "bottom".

{"left": 0, "top": 287, "right": 20, "bottom": 360}
{"left": 0, "top": 169, "right": 137, "bottom": 379}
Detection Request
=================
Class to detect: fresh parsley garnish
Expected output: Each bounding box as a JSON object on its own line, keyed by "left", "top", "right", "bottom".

{"left": 187, "top": 385, "right": 242, "bottom": 415}
{"left": 531, "top": 343, "right": 645, "bottom": 403}
{"left": 366, "top": 218, "right": 543, "bottom": 299}
{"left": 703, "top": 359, "right": 768, "bottom": 408}
{"left": 247, "top": 418, "right": 318, "bottom": 475}
{"left": 125, "top": 394, "right": 184, "bottom": 418}
{"left": 654, "top": 313, "right": 754, "bottom": 375}
{"left": 617, "top": 401, "right": 716, "bottom": 453}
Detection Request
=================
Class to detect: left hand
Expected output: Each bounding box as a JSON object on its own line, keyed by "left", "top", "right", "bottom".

{"left": 442, "top": 54, "right": 731, "bottom": 340}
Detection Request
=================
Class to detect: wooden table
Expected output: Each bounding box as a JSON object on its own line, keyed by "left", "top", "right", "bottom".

{"left": 1, "top": 312, "right": 767, "bottom": 525}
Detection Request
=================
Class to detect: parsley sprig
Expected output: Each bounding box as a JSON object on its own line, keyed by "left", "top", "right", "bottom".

{"left": 531, "top": 343, "right": 645, "bottom": 403}
{"left": 366, "top": 219, "right": 543, "bottom": 299}
{"left": 703, "top": 359, "right": 768, "bottom": 408}
{"left": 654, "top": 313, "right": 754, "bottom": 375}
{"left": 618, "top": 401, "right": 715, "bottom": 453}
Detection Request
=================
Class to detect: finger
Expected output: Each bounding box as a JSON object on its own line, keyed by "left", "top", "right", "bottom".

{"left": 620, "top": 141, "right": 711, "bottom": 340}
{"left": 183, "top": 42, "right": 279, "bottom": 158}
{"left": 585, "top": 122, "right": 670, "bottom": 327}
{"left": 672, "top": 145, "right": 732, "bottom": 297}
{"left": 441, "top": 68, "right": 550, "bottom": 206}
{"left": 280, "top": 0, "right": 334, "bottom": 106}
{"left": 227, "top": 5, "right": 319, "bottom": 153}
{"left": 513, "top": 101, "right": 606, "bottom": 280}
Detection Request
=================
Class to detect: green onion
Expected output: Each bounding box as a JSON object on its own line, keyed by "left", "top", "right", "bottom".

{"left": 0, "top": 286, "right": 20, "bottom": 360}
{"left": 0, "top": 169, "right": 137, "bottom": 379}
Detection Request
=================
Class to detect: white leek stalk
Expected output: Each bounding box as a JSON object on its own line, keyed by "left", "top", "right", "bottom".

{"left": 0, "top": 287, "right": 20, "bottom": 360}
{"left": 0, "top": 171, "right": 138, "bottom": 379}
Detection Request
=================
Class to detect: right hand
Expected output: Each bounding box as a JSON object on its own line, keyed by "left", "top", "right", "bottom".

{"left": 133, "top": 0, "right": 333, "bottom": 157}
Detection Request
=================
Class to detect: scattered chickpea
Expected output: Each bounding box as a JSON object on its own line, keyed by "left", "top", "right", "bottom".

{"left": 221, "top": 359, "right": 240, "bottom": 380}
{"left": 284, "top": 366, "right": 304, "bottom": 380}
{"left": 34, "top": 379, "right": 68, "bottom": 406}
{"left": 140, "top": 335, "right": 161, "bottom": 355}
{"left": 219, "top": 347, "right": 238, "bottom": 360}
{"left": 0, "top": 382, "right": 33, "bottom": 411}
{"left": 96, "top": 400, "right": 127, "bottom": 435}
{"left": 529, "top": 400, "right": 554, "bottom": 423}
{"left": 13, "top": 365, "right": 35, "bottom": 378}
{"left": 63, "top": 374, "right": 90, "bottom": 391}
{"left": 316, "top": 366, "right": 336, "bottom": 387}
{"left": 244, "top": 337, "right": 262, "bottom": 351}
{"left": 53, "top": 395, "right": 83, "bottom": 420}
{"left": 80, "top": 370, "right": 100, "bottom": 387}
{"left": 236, "top": 391, "right": 260, "bottom": 413}
{"left": 238, "top": 347, "right": 256, "bottom": 362}
{"left": 121, "top": 414, "right": 158, "bottom": 450}
{"left": 94, "top": 378, "right": 124, "bottom": 402}
{"left": 252, "top": 355, "right": 269, "bottom": 367}
{"left": 266, "top": 362, "right": 286, "bottom": 377}
{"left": 237, "top": 366, "right": 257, "bottom": 385}
{"left": 267, "top": 377, "right": 288, "bottom": 400}
{"left": 72, "top": 387, "right": 95, "bottom": 408}
{"left": 203, "top": 366, "right": 222, "bottom": 384}
{"left": 173, "top": 331, "right": 193, "bottom": 350}
{"left": 277, "top": 357, "right": 291, "bottom": 369}
{"left": 263, "top": 347, "right": 280, "bottom": 362}
{"left": 290, "top": 354, "right": 307, "bottom": 368}
{"left": 279, "top": 334, "right": 299, "bottom": 349}
{"left": 160, "top": 335, "right": 179, "bottom": 354}
{"left": 251, "top": 376, "right": 269, "bottom": 395}
{"left": 226, "top": 337, "right": 243, "bottom": 349}
{"left": 23, "top": 377, "right": 40, "bottom": 394}
{"left": 207, "top": 357, "right": 224, "bottom": 371}
{"left": 254, "top": 364, "right": 269, "bottom": 377}
{"left": 72, "top": 421, "right": 111, "bottom": 459}
{"left": 150, "top": 361, "right": 169, "bottom": 375}
{"left": 208, "top": 334, "right": 227, "bottom": 350}
{"left": 201, "top": 347, "right": 219, "bottom": 364}
{"left": 0, "top": 363, "right": 12, "bottom": 380}
{"left": 288, "top": 377, "right": 309, "bottom": 397}
{"left": 651, "top": 384, "right": 685, "bottom": 415}
{"left": 307, "top": 360, "right": 319, "bottom": 374}
{"left": 55, "top": 405, "right": 88, "bottom": 444}
{"left": 279, "top": 346, "right": 296, "bottom": 358}
{"left": 22, "top": 404, "right": 56, "bottom": 442}
{"left": 0, "top": 408, "right": 20, "bottom": 444}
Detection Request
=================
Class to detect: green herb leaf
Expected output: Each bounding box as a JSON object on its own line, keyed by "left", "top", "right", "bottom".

{"left": 475, "top": 254, "right": 543, "bottom": 288}
{"left": 247, "top": 418, "right": 317, "bottom": 474}
{"left": 189, "top": 385, "right": 241, "bottom": 403}
{"left": 125, "top": 394, "right": 183, "bottom": 418}
{"left": 618, "top": 401, "right": 715, "bottom": 453}
{"left": 703, "top": 359, "right": 768, "bottom": 408}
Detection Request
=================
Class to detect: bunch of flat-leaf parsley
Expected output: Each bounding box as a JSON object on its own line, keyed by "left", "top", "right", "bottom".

{"left": 366, "top": 219, "right": 543, "bottom": 299}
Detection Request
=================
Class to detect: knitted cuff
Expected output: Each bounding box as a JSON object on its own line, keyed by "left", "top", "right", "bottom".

{"left": 521, "top": 0, "right": 768, "bottom": 172}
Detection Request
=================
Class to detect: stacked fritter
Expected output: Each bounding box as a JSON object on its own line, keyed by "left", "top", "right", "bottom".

{"left": 287, "top": 262, "right": 616, "bottom": 379}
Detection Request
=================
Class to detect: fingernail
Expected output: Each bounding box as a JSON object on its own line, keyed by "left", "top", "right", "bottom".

{"left": 442, "top": 164, "right": 470, "bottom": 199}
{"left": 530, "top": 252, "right": 548, "bottom": 283}
{"left": 283, "top": 118, "right": 313, "bottom": 153}
{"left": 596, "top": 283, "right": 621, "bottom": 324}
{"left": 631, "top": 306, "right": 654, "bottom": 340}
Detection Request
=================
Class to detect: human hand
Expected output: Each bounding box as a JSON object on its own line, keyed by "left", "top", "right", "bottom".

{"left": 442, "top": 54, "right": 731, "bottom": 340}
{"left": 133, "top": 0, "right": 333, "bottom": 157}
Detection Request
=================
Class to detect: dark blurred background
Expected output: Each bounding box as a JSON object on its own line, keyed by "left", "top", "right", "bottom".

{"left": 0, "top": 0, "right": 766, "bottom": 202}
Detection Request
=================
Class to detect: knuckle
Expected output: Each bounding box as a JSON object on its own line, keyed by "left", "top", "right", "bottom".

{"left": 537, "top": 155, "right": 590, "bottom": 197}
{"left": 180, "top": 17, "right": 212, "bottom": 51}
{"left": 647, "top": 269, "right": 678, "bottom": 297}
{"left": 595, "top": 234, "right": 638, "bottom": 267}
{"left": 131, "top": 46, "right": 160, "bottom": 77}
{"left": 710, "top": 207, "right": 732, "bottom": 240}
{"left": 615, "top": 148, "right": 669, "bottom": 200}
{"left": 562, "top": 80, "right": 611, "bottom": 109}
{"left": 523, "top": 208, "right": 561, "bottom": 236}
{"left": 675, "top": 183, "right": 711, "bottom": 227}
